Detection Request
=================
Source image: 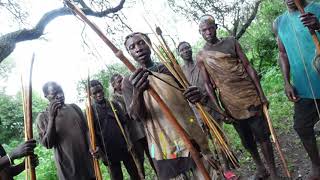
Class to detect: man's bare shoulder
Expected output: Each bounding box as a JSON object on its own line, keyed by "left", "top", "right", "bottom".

{"left": 273, "top": 12, "right": 288, "bottom": 35}
{"left": 273, "top": 16, "right": 281, "bottom": 35}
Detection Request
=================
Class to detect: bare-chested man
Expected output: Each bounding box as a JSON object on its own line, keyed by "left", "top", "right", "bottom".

{"left": 36, "top": 81, "right": 95, "bottom": 180}
{"left": 121, "top": 32, "right": 221, "bottom": 180}
{"left": 197, "top": 15, "right": 280, "bottom": 179}
{"left": 273, "top": 0, "right": 320, "bottom": 178}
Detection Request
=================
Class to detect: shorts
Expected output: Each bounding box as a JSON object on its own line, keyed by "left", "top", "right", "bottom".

{"left": 233, "top": 113, "right": 270, "bottom": 150}
{"left": 293, "top": 98, "right": 320, "bottom": 137}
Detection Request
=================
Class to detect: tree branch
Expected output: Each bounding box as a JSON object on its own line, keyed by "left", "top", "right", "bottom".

{"left": 235, "top": 0, "right": 262, "bottom": 39}
{"left": 232, "top": 7, "right": 240, "bottom": 37}
{"left": 0, "top": 0, "right": 125, "bottom": 63}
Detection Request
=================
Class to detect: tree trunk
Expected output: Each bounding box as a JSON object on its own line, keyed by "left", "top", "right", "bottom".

{"left": 0, "top": 0, "right": 125, "bottom": 63}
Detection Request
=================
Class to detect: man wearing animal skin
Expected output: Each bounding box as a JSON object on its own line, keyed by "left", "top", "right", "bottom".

{"left": 197, "top": 15, "right": 280, "bottom": 179}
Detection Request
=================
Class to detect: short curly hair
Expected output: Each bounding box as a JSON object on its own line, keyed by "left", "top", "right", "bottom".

{"left": 177, "top": 41, "right": 191, "bottom": 52}
{"left": 42, "top": 81, "right": 61, "bottom": 96}
{"left": 124, "top": 32, "right": 151, "bottom": 51}
{"left": 199, "top": 14, "right": 216, "bottom": 25}
{"left": 89, "top": 80, "right": 103, "bottom": 88}
{"left": 110, "top": 73, "right": 122, "bottom": 85}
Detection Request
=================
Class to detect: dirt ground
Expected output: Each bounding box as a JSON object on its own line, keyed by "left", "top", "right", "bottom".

{"left": 235, "top": 119, "right": 320, "bottom": 180}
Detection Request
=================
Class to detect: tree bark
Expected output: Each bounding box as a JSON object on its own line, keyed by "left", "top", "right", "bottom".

{"left": 235, "top": 0, "right": 262, "bottom": 40}
{"left": 0, "top": 0, "right": 125, "bottom": 63}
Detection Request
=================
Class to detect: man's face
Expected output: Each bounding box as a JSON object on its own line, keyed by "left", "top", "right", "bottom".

{"left": 125, "top": 34, "right": 152, "bottom": 66}
{"left": 90, "top": 85, "right": 105, "bottom": 104}
{"left": 112, "top": 75, "right": 123, "bottom": 94}
{"left": 178, "top": 43, "right": 193, "bottom": 61}
{"left": 199, "top": 22, "right": 217, "bottom": 43}
{"left": 284, "top": 0, "right": 298, "bottom": 10}
{"left": 46, "top": 84, "right": 65, "bottom": 105}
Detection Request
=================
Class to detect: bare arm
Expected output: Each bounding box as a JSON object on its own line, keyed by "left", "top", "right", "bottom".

{"left": 273, "top": 22, "right": 299, "bottom": 102}
{"left": 122, "top": 71, "right": 148, "bottom": 120}
{"left": 7, "top": 154, "right": 38, "bottom": 176}
{"left": 235, "top": 40, "right": 268, "bottom": 104}
{"left": 0, "top": 140, "right": 36, "bottom": 171}
{"left": 277, "top": 38, "right": 291, "bottom": 85}
{"left": 197, "top": 54, "right": 226, "bottom": 116}
{"left": 37, "top": 111, "right": 57, "bottom": 149}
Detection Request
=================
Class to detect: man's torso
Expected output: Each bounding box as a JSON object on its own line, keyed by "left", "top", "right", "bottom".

{"left": 93, "top": 101, "right": 129, "bottom": 162}
{"left": 198, "top": 37, "right": 261, "bottom": 119}
{"left": 37, "top": 104, "right": 94, "bottom": 180}
{"left": 275, "top": 2, "right": 320, "bottom": 98}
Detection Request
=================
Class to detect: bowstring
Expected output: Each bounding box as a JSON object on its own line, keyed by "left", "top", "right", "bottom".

{"left": 287, "top": 11, "right": 320, "bottom": 120}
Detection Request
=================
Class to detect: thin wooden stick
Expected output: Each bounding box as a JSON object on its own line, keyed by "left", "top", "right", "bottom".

{"left": 21, "top": 77, "right": 30, "bottom": 180}
{"left": 86, "top": 75, "right": 103, "bottom": 180}
{"left": 64, "top": 1, "right": 210, "bottom": 179}
{"left": 28, "top": 54, "right": 36, "bottom": 180}
{"left": 21, "top": 54, "right": 37, "bottom": 180}
{"left": 263, "top": 105, "right": 291, "bottom": 178}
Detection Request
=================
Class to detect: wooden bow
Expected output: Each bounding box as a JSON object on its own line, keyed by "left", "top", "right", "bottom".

{"left": 262, "top": 105, "right": 291, "bottom": 178}
{"left": 21, "top": 53, "right": 36, "bottom": 180}
{"left": 64, "top": 1, "right": 210, "bottom": 179}
{"left": 85, "top": 75, "right": 103, "bottom": 180}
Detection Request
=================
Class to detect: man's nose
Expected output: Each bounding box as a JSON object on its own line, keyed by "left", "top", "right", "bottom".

{"left": 56, "top": 93, "right": 64, "bottom": 99}
{"left": 135, "top": 44, "right": 143, "bottom": 53}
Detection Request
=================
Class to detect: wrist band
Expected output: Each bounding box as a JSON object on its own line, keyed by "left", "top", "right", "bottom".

{"left": 6, "top": 154, "right": 12, "bottom": 165}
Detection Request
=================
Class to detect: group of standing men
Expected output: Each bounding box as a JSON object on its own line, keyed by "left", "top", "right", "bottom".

{"left": 0, "top": 0, "right": 319, "bottom": 179}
